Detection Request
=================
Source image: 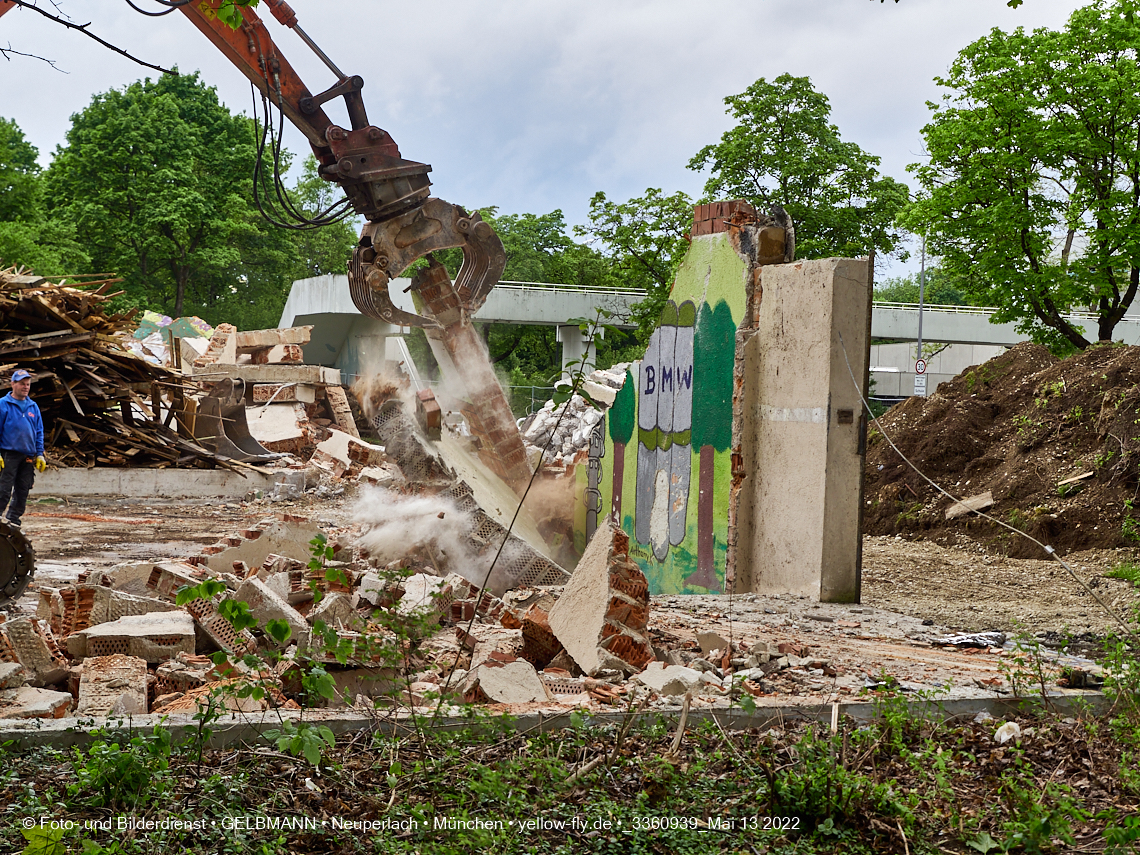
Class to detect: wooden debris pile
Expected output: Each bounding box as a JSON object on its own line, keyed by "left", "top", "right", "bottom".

{"left": 0, "top": 266, "right": 243, "bottom": 470}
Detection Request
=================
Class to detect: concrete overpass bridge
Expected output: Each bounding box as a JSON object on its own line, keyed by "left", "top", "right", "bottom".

{"left": 279, "top": 274, "right": 647, "bottom": 384}
{"left": 281, "top": 273, "right": 1140, "bottom": 387}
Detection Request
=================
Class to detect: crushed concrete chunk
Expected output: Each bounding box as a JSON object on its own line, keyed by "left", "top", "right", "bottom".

{"left": 398, "top": 574, "right": 448, "bottom": 621}
{"left": 0, "top": 662, "right": 26, "bottom": 689}
{"left": 307, "top": 591, "right": 364, "bottom": 632}
{"left": 548, "top": 519, "right": 652, "bottom": 676}
{"left": 633, "top": 662, "right": 702, "bottom": 696}
{"left": 3, "top": 618, "right": 68, "bottom": 686}
{"left": 77, "top": 655, "right": 148, "bottom": 716}
{"left": 0, "top": 686, "right": 73, "bottom": 719}
{"left": 697, "top": 631, "right": 730, "bottom": 656}
{"left": 463, "top": 659, "right": 550, "bottom": 704}
{"left": 233, "top": 577, "right": 309, "bottom": 647}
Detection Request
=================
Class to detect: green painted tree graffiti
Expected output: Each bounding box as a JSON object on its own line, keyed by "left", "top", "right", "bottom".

{"left": 686, "top": 300, "right": 736, "bottom": 590}
{"left": 608, "top": 368, "right": 636, "bottom": 523}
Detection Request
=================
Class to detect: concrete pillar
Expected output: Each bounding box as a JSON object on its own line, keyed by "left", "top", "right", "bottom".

{"left": 557, "top": 324, "right": 598, "bottom": 380}
{"left": 734, "top": 258, "right": 871, "bottom": 602}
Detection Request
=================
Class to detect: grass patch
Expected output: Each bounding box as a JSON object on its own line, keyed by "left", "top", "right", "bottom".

{"left": 1106, "top": 560, "right": 1140, "bottom": 587}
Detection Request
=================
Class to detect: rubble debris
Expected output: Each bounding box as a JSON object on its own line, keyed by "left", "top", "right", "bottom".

{"left": 37, "top": 584, "right": 179, "bottom": 638}
{"left": 0, "top": 686, "right": 73, "bottom": 719}
{"left": 191, "top": 517, "right": 320, "bottom": 573}
{"left": 517, "top": 365, "right": 628, "bottom": 468}
{"left": 76, "top": 654, "right": 148, "bottom": 716}
{"left": 233, "top": 577, "right": 309, "bottom": 648}
{"left": 67, "top": 612, "right": 196, "bottom": 662}
{"left": 548, "top": 518, "right": 652, "bottom": 676}
{"left": 0, "top": 662, "right": 26, "bottom": 689}
{"left": 2, "top": 617, "right": 68, "bottom": 686}
{"left": 463, "top": 657, "right": 549, "bottom": 704}
{"left": 938, "top": 631, "right": 1007, "bottom": 649}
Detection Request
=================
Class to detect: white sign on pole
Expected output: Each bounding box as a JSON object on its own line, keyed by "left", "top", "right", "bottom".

{"left": 914, "top": 375, "right": 928, "bottom": 396}
{"left": 915, "top": 359, "right": 927, "bottom": 375}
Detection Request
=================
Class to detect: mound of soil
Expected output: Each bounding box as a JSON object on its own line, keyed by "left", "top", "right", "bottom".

{"left": 863, "top": 341, "right": 1140, "bottom": 557}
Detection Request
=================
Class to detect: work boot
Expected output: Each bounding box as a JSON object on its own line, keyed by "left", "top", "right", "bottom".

{"left": 5, "top": 517, "right": 20, "bottom": 528}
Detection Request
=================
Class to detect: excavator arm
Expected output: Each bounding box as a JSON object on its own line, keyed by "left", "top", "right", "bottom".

{"left": 178, "top": 0, "right": 505, "bottom": 329}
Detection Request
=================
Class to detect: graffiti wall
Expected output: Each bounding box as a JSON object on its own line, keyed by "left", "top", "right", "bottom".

{"left": 577, "top": 231, "right": 748, "bottom": 595}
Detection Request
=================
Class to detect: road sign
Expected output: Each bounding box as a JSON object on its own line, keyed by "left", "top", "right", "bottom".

{"left": 915, "top": 359, "right": 927, "bottom": 375}
{"left": 914, "top": 375, "right": 928, "bottom": 396}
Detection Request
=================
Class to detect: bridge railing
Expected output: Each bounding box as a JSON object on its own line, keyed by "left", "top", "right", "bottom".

{"left": 873, "top": 301, "right": 1140, "bottom": 325}
{"left": 497, "top": 281, "right": 649, "bottom": 299}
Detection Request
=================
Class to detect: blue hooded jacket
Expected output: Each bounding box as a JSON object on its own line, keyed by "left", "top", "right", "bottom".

{"left": 0, "top": 393, "right": 44, "bottom": 457}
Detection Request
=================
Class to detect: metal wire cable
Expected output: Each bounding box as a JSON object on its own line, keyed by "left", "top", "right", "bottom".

{"left": 248, "top": 83, "right": 354, "bottom": 230}
{"left": 123, "top": 0, "right": 187, "bottom": 16}
{"left": 836, "top": 330, "right": 1137, "bottom": 643}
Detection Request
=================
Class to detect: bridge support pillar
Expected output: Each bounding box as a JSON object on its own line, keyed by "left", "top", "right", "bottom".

{"left": 557, "top": 324, "right": 598, "bottom": 380}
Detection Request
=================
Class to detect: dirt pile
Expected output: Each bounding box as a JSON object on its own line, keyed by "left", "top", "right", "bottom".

{"left": 864, "top": 341, "right": 1140, "bottom": 557}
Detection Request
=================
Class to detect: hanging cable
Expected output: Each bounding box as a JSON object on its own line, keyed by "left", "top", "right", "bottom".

{"left": 249, "top": 83, "right": 354, "bottom": 230}
{"left": 124, "top": 0, "right": 191, "bottom": 14}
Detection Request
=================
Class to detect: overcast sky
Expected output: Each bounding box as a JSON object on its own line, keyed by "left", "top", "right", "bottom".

{"left": 0, "top": 0, "right": 1082, "bottom": 278}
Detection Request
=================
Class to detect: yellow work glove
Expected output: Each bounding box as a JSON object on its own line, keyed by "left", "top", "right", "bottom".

{"left": 35, "top": 456, "right": 46, "bottom": 473}
{"left": 0, "top": 457, "right": 4, "bottom": 471}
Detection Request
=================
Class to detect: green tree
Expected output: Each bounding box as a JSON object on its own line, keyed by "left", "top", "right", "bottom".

{"left": 576, "top": 188, "right": 693, "bottom": 341}
{"left": 689, "top": 74, "right": 909, "bottom": 262}
{"left": 286, "top": 156, "right": 359, "bottom": 281}
{"left": 873, "top": 268, "right": 972, "bottom": 306}
{"left": 0, "top": 117, "right": 87, "bottom": 274}
{"left": 903, "top": 0, "right": 1140, "bottom": 352}
{"left": 44, "top": 71, "right": 296, "bottom": 327}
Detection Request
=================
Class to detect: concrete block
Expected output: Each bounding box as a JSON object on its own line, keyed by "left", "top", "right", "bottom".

{"left": 735, "top": 258, "right": 870, "bottom": 602}
{"left": 357, "top": 463, "right": 404, "bottom": 488}
{"left": 397, "top": 574, "right": 448, "bottom": 621}
{"left": 354, "top": 573, "right": 387, "bottom": 609}
{"left": 0, "top": 686, "right": 73, "bottom": 719}
{"left": 328, "top": 667, "right": 394, "bottom": 707}
{"left": 155, "top": 655, "right": 216, "bottom": 697}
{"left": 179, "top": 336, "right": 208, "bottom": 366}
{"left": 186, "top": 363, "right": 341, "bottom": 385}
{"left": 3, "top": 618, "right": 69, "bottom": 686}
{"left": 0, "top": 662, "right": 26, "bottom": 689}
{"left": 43, "top": 585, "right": 180, "bottom": 638}
{"left": 146, "top": 562, "right": 203, "bottom": 601}
{"left": 581, "top": 379, "right": 617, "bottom": 407}
{"left": 69, "top": 612, "right": 196, "bottom": 663}
{"left": 236, "top": 326, "right": 313, "bottom": 349}
{"left": 233, "top": 577, "right": 308, "bottom": 648}
{"left": 633, "top": 662, "right": 702, "bottom": 696}
{"left": 193, "top": 323, "right": 238, "bottom": 367}
{"left": 35, "top": 468, "right": 277, "bottom": 500}
{"left": 698, "top": 631, "right": 730, "bottom": 657}
{"left": 246, "top": 403, "right": 309, "bottom": 454}
{"left": 307, "top": 592, "right": 364, "bottom": 632}
{"left": 548, "top": 519, "right": 652, "bottom": 677}
{"left": 182, "top": 596, "right": 258, "bottom": 656}
{"left": 77, "top": 655, "right": 149, "bottom": 716}
{"left": 198, "top": 517, "right": 320, "bottom": 574}
{"left": 325, "top": 386, "right": 360, "bottom": 438}
{"left": 463, "top": 659, "right": 550, "bottom": 704}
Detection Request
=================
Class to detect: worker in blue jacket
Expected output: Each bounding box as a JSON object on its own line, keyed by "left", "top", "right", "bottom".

{"left": 0, "top": 369, "right": 46, "bottom": 528}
